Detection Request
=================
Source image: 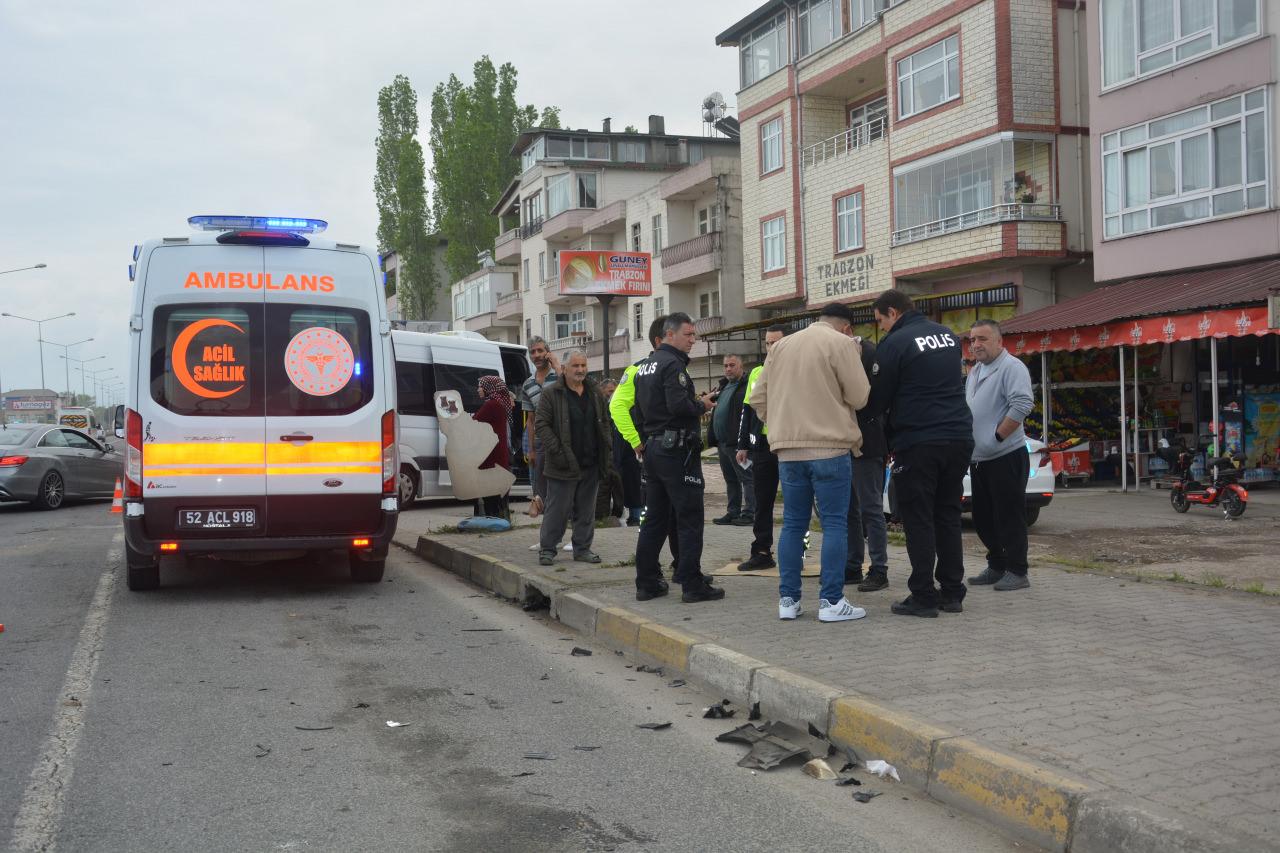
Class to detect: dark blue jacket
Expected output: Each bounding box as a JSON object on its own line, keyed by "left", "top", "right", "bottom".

{"left": 865, "top": 311, "right": 972, "bottom": 451}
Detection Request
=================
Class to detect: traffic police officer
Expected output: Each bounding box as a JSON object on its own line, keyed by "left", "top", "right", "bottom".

{"left": 633, "top": 312, "right": 724, "bottom": 604}
{"left": 864, "top": 289, "right": 974, "bottom": 618}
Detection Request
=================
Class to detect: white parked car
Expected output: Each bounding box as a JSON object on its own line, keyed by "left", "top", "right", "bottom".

{"left": 884, "top": 438, "right": 1055, "bottom": 526}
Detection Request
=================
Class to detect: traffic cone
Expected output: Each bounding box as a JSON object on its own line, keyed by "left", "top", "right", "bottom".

{"left": 110, "top": 478, "right": 123, "bottom": 514}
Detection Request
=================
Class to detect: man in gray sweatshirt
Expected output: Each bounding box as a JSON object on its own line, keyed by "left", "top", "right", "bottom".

{"left": 965, "top": 319, "right": 1035, "bottom": 591}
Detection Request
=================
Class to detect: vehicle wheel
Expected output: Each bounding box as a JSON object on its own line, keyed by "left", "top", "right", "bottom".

{"left": 398, "top": 466, "right": 418, "bottom": 506}
{"left": 1222, "top": 490, "right": 1246, "bottom": 519}
{"left": 350, "top": 552, "right": 385, "bottom": 583}
{"left": 1024, "top": 506, "right": 1040, "bottom": 527}
{"left": 1170, "top": 489, "right": 1190, "bottom": 513}
{"left": 1056, "top": 473, "right": 1069, "bottom": 490}
{"left": 126, "top": 542, "right": 160, "bottom": 591}
{"left": 33, "top": 471, "right": 65, "bottom": 510}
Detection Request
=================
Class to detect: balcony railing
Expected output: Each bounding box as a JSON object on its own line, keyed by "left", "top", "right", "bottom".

{"left": 890, "top": 203, "right": 1062, "bottom": 247}
{"left": 662, "top": 231, "right": 721, "bottom": 267}
{"left": 802, "top": 118, "right": 886, "bottom": 169}
{"left": 548, "top": 332, "right": 592, "bottom": 353}
{"left": 495, "top": 227, "right": 519, "bottom": 247}
{"left": 694, "top": 315, "right": 725, "bottom": 335}
{"left": 519, "top": 216, "right": 544, "bottom": 239}
{"left": 586, "top": 334, "right": 631, "bottom": 357}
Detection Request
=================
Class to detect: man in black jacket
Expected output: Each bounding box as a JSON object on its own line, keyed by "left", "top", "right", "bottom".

{"left": 707, "top": 353, "right": 754, "bottom": 525}
{"left": 735, "top": 325, "right": 787, "bottom": 570}
{"left": 845, "top": 336, "right": 890, "bottom": 591}
{"left": 865, "top": 290, "right": 974, "bottom": 618}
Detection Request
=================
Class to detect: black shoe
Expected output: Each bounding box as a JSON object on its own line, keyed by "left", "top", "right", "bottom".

{"left": 737, "top": 553, "right": 776, "bottom": 571}
{"left": 732, "top": 514, "right": 754, "bottom": 526}
{"left": 844, "top": 569, "right": 864, "bottom": 586}
{"left": 636, "top": 582, "right": 670, "bottom": 602}
{"left": 682, "top": 582, "right": 726, "bottom": 603}
{"left": 969, "top": 567, "right": 1004, "bottom": 585}
{"left": 940, "top": 600, "right": 963, "bottom": 613}
{"left": 858, "top": 573, "right": 889, "bottom": 592}
{"left": 626, "top": 517, "right": 642, "bottom": 527}
{"left": 712, "top": 513, "right": 735, "bottom": 525}
{"left": 891, "top": 596, "right": 939, "bottom": 618}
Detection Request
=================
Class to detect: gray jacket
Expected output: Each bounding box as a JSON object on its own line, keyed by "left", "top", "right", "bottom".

{"left": 966, "top": 349, "right": 1034, "bottom": 463}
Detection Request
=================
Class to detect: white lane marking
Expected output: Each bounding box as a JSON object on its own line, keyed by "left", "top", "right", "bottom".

{"left": 9, "top": 532, "right": 121, "bottom": 853}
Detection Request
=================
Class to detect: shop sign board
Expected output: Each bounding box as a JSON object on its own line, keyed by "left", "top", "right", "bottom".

{"left": 558, "top": 251, "right": 652, "bottom": 297}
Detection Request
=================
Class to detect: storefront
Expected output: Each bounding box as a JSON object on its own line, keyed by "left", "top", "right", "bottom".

{"left": 1, "top": 389, "right": 60, "bottom": 424}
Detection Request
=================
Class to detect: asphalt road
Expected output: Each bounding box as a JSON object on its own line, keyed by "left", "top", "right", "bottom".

{"left": 1, "top": 497, "right": 1032, "bottom": 853}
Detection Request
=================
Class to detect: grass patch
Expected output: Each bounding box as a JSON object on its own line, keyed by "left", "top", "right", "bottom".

{"left": 887, "top": 531, "right": 907, "bottom": 546}
{"left": 1168, "top": 571, "right": 1190, "bottom": 584}
{"left": 1244, "top": 582, "right": 1266, "bottom": 594}
{"left": 425, "top": 523, "right": 462, "bottom": 535}
{"left": 1201, "top": 573, "right": 1228, "bottom": 588}
{"left": 607, "top": 557, "right": 637, "bottom": 568}
{"left": 1043, "top": 555, "right": 1106, "bottom": 571}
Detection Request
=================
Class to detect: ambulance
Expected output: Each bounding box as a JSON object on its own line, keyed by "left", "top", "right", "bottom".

{"left": 118, "top": 216, "right": 398, "bottom": 591}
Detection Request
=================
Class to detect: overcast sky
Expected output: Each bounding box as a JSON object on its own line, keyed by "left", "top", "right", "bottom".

{"left": 0, "top": 0, "right": 744, "bottom": 398}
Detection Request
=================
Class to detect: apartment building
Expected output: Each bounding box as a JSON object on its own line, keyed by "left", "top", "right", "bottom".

{"left": 491, "top": 118, "right": 749, "bottom": 385}
{"left": 382, "top": 238, "right": 451, "bottom": 328}
{"left": 449, "top": 263, "right": 521, "bottom": 344}
{"left": 715, "top": 0, "right": 1093, "bottom": 336}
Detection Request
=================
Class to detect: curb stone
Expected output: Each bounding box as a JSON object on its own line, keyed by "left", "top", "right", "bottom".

{"left": 411, "top": 534, "right": 1266, "bottom": 853}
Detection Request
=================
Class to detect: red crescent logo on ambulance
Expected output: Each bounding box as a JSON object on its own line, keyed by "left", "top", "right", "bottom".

{"left": 172, "top": 318, "right": 247, "bottom": 399}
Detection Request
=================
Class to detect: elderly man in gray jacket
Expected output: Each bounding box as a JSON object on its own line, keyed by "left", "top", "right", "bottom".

{"left": 965, "top": 319, "right": 1035, "bottom": 591}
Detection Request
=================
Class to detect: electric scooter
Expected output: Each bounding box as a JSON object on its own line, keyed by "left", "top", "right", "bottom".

{"left": 1156, "top": 440, "right": 1248, "bottom": 519}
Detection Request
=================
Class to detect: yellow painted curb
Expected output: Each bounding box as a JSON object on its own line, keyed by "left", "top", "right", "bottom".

{"left": 594, "top": 606, "right": 651, "bottom": 652}
{"left": 930, "top": 737, "right": 1091, "bottom": 850}
{"left": 635, "top": 622, "right": 702, "bottom": 671}
{"left": 828, "top": 695, "right": 954, "bottom": 788}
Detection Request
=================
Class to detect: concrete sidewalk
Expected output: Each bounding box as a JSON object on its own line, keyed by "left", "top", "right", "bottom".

{"left": 393, "top": 497, "right": 1278, "bottom": 852}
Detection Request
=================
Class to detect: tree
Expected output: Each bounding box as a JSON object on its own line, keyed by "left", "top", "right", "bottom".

{"left": 429, "top": 57, "right": 560, "bottom": 282}
{"left": 374, "top": 74, "right": 438, "bottom": 320}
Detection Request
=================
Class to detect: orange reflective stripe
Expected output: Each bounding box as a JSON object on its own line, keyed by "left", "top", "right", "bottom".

{"left": 266, "top": 442, "right": 380, "bottom": 464}
{"left": 144, "top": 443, "right": 265, "bottom": 465}
{"left": 145, "top": 466, "right": 267, "bottom": 477}
{"left": 266, "top": 465, "right": 381, "bottom": 475}
{"left": 143, "top": 464, "right": 381, "bottom": 477}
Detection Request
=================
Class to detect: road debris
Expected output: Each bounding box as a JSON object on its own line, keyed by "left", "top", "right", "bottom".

{"left": 835, "top": 775, "right": 863, "bottom": 786}
{"left": 668, "top": 679, "right": 686, "bottom": 688}
{"left": 254, "top": 744, "right": 271, "bottom": 758}
{"left": 295, "top": 726, "right": 334, "bottom": 731}
{"left": 865, "top": 759, "right": 901, "bottom": 782}
{"left": 570, "top": 647, "right": 593, "bottom": 657}
{"left": 635, "top": 665, "right": 664, "bottom": 675}
{"left": 461, "top": 628, "right": 503, "bottom": 632}
{"left": 703, "top": 701, "right": 736, "bottom": 719}
{"left": 573, "top": 745, "right": 601, "bottom": 751}
{"left": 852, "top": 790, "right": 882, "bottom": 803}
{"left": 636, "top": 721, "right": 672, "bottom": 730}
{"left": 802, "top": 758, "right": 838, "bottom": 780}
{"left": 522, "top": 752, "right": 557, "bottom": 760}
{"left": 512, "top": 771, "right": 536, "bottom": 778}
{"left": 385, "top": 721, "right": 410, "bottom": 728}
{"left": 748, "top": 702, "right": 762, "bottom": 721}
{"left": 354, "top": 702, "right": 370, "bottom": 709}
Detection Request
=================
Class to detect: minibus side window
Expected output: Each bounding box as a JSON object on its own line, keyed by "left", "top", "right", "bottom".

{"left": 396, "top": 361, "right": 436, "bottom": 416}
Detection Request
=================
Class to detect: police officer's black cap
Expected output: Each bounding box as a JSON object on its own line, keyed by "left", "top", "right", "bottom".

{"left": 818, "top": 303, "right": 855, "bottom": 323}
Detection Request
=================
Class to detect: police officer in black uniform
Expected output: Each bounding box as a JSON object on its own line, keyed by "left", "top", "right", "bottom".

{"left": 633, "top": 312, "right": 725, "bottom": 604}
{"left": 864, "top": 290, "right": 974, "bottom": 618}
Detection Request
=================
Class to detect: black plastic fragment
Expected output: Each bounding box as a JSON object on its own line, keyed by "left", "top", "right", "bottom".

{"left": 748, "top": 702, "right": 762, "bottom": 721}
{"left": 835, "top": 776, "right": 863, "bottom": 786}
{"left": 570, "top": 647, "right": 593, "bottom": 657}
{"left": 636, "top": 721, "right": 672, "bottom": 730}
{"left": 852, "top": 790, "right": 882, "bottom": 803}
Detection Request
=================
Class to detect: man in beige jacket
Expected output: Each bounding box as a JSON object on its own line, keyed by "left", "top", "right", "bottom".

{"left": 748, "top": 303, "right": 872, "bottom": 623}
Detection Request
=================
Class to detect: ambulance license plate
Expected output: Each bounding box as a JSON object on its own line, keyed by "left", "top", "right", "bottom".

{"left": 177, "top": 508, "right": 257, "bottom": 530}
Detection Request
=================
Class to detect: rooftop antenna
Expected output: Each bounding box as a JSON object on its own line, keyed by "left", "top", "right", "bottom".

{"left": 701, "top": 92, "right": 727, "bottom": 137}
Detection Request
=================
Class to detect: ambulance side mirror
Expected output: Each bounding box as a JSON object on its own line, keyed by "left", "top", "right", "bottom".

{"left": 113, "top": 404, "right": 125, "bottom": 440}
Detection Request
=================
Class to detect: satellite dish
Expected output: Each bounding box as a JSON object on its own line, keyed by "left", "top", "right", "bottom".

{"left": 701, "top": 91, "right": 727, "bottom": 124}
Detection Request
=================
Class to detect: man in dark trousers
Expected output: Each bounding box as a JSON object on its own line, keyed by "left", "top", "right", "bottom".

{"left": 633, "top": 312, "right": 723, "bottom": 604}
{"left": 865, "top": 290, "right": 974, "bottom": 618}
{"left": 845, "top": 335, "right": 890, "bottom": 592}
{"left": 735, "top": 325, "right": 787, "bottom": 571}
{"left": 966, "top": 319, "right": 1035, "bottom": 591}
{"left": 708, "top": 353, "right": 754, "bottom": 526}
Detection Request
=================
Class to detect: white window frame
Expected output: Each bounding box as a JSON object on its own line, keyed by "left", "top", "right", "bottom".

{"left": 897, "top": 35, "right": 961, "bottom": 119}
{"left": 697, "top": 204, "right": 723, "bottom": 234}
{"left": 523, "top": 191, "right": 543, "bottom": 224}
{"left": 630, "top": 222, "right": 642, "bottom": 251}
{"left": 855, "top": 0, "right": 893, "bottom": 29}
{"left": 546, "top": 173, "right": 572, "bottom": 218}
{"left": 654, "top": 296, "right": 665, "bottom": 318}
{"left": 849, "top": 97, "right": 888, "bottom": 143}
{"left": 545, "top": 134, "right": 610, "bottom": 161}
{"left": 652, "top": 214, "right": 664, "bottom": 258}
{"left": 617, "top": 140, "right": 647, "bottom": 163}
{"left": 836, "top": 192, "right": 864, "bottom": 252}
{"left": 522, "top": 259, "right": 531, "bottom": 291}
{"left": 521, "top": 137, "right": 545, "bottom": 173}
{"left": 798, "top": 0, "right": 838, "bottom": 58}
{"left": 762, "top": 216, "right": 786, "bottom": 272}
{"left": 633, "top": 302, "right": 644, "bottom": 340}
{"left": 1101, "top": 88, "right": 1269, "bottom": 239}
{"left": 554, "top": 312, "right": 572, "bottom": 339}
{"left": 570, "top": 309, "right": 588, "bottom": 335}
{"left": 740, "top": 12, "right": 789, "bottom": 88}
{"left": 698, "top": 290, "right": 721, "bottom": 319}
{"left": 577, "top": 172, "right": 598, "bottom": 209}
{"left": 761, "top": 117, "right": 783, "bottom": 174}
{"left": 1101, "top": 0, "right": 1259, "bottom": 88}
{"left": 525, "top": 319, "right": 532, "bottom": 342}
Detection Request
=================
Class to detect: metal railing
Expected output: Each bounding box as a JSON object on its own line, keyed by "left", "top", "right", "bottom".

{"left": 890, "top": 203, "right": 1062, "bottom": 246}
{"left": 549, "top": 332, "right": 592, "bottom": 354}
{"left": 519, "top": 216, "right": 544, "bottom": 239}
{"left": 694, "top": 315, "right": 725, "bottom": 335}
{"left": 661, "top": 231, "right": 721, "bottom": 267}
{"left": 802, "top": 118, "right": 886, "bottom": 169}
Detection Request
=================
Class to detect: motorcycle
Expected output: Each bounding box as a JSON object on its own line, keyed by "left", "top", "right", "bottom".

{"left": 1156, "top": 440, "right": 1248, "bottom": 519}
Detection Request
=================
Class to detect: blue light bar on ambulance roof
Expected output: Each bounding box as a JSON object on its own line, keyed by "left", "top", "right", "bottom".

{"left": 188, "top": 215, "right": 328, "bottom": 234}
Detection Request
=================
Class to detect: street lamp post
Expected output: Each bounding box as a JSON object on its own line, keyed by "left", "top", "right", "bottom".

{"left": 87, "top": 369, "right": 114, "bottom": 405}
{"left": 63, "top": 355, "right": 107, "bottom": 397}
{"left": 0, "top": 263, "right": 47, "bottom": 276}
{"left": 44, "top": 337, "right": 94, "bottom": 398}
{"left": 1, "top": 311, "right": 76, "bottom": 391}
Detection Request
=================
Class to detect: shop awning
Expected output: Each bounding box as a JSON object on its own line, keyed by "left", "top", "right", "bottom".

{"left": 1000, "top": 258, "right": 1279, "bottom": 354}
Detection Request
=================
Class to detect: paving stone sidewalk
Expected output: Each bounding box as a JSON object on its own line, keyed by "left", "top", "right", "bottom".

{"left": 396, "top": 502, "right": 1280, "bottom": 846}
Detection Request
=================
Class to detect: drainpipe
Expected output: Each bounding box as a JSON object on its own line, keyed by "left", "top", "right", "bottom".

{"left": 787, "top": 0, "right": 809, "bottom": 308}
{"left": 1072, "top": 0, "right": 1087, "bottom": 252}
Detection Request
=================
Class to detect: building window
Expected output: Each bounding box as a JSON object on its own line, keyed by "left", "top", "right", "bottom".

{"left": 578, "top": 173, "right": 598, "bottom": 209}
{"left": 762, "top": 216, "right": 786, "bottom": 271}
{"left": 698, "top": 290, "right": 721, "bottom": 318}
{"left": 538, "top": 251, "right": 546, "bottom": 282}
{"left": 897, "top": 35, "right": 960, "bottom": 119}
{"left": 550, "top": 250, "right": 561, "bottom": 278}
{"left": 545, "top": 135, "right": 609, "bottom": 160}
{"left": 1102, "top": 88, "right": 1268, "bottom": 238}
{"left": 1101, "top": 0, "right": 1258, "bottom": 87}
{"left": 892, "top": 133, "right": 1056, "bottom": 244}
{"left": 631, "top": 222, "right": 642, "bottom": 251}
{"left": 570, "top": 309, "right": 588, "bottom": 335}
{"left": 798, "top": 0, "right": 838, "bottom": 57}
{"left": 553, "top": 312, "right": 571, "bottom": 339}
{"left": 523, "top": 192, "right": 543, "bottom": 224}
{"left": 521, "top": 137, "right": 546, "bottom": 173}
{"left": 741, "top": 11, "right": 788, "bottom": 87}
{"left": 855, "top": 0, "right": 892, "bottom": 29}
{"left": 652, "top": 214, "right": 664, "bottom": 258}
{"left": 540, "top": 314, "right": 547, "bottom": 338}
{"left": 849, "top": 97, "right": 888, "bottom": 143}
{"left": 617, "top": 140, "right": 647, "bottom": 163}
{"left": 836, "top": 192, "right": 864, "bottom": 252}
{"left": 761, "top": 117, "right": 783, "bottom": 174}
{"left": 525, "top": 319, "right": 532, "bottom": 342}
{"left": 654, "top": 296, "right": 665, "bottom": 318}
{"left": 522, "top": 259, "right": 531, "bottom": 291}
{"left": 454, "top": 292, "right": 464, "bottom": 320}
{"left": 633, "top": 302, "right": 644, "bottom": 340}
{"left": 697, "top": 204, "right": 722, "bottom": 234}
{"left": 546, "top": 173, "right": 572, "bottom": 217}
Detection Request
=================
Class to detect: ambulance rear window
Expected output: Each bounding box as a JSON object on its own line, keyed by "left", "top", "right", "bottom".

{"left": 151, "top": 304, "right": 263, "bottom": 417}
{"left": 264, "top": 306, "right": 374, "bottom": 416}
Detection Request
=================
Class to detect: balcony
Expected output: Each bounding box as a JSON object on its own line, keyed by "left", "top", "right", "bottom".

{"left": 542, "top": 208, "right": 593, "bottom": 243}
{"left": 802, "top": 119, "right": 886, "bottom": 170}
{"left": 463, "top": 311, "right": 499, "bottom": 333}
{"left": 890, "top": 203, "right": 1062, "bottom": 247}
{"left": 659, "top": 156, "right": 738, "bottom": 201}
{"left": 548, "top": 332, "right": 592, "bottom": 360}
{"left": 496, "top": 291, "right": 523, "bottom": 321}
{"left": 582, "top": 200, "right": 627, "bottom": 235}
{"left": 586, "top": 332, "right": 631, "bottom": 358}
{"left": 542, "top": 275, "right": 577, "bottom": 306}
{"left": 661, "top": 231, "right": 722, "bottom": 286}
{"left": 519, "top": 217, "right": 544, "bottom": 239}
{"left": 694, "top": 315, "right": 724, "bottom": 336}
{"left": 494, "top": 227, "right": 521, "bottom": 263}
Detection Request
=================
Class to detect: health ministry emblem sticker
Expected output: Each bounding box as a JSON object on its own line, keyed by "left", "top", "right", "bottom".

{"left": 285, "top": 327, "right": 354, "bottom": 396}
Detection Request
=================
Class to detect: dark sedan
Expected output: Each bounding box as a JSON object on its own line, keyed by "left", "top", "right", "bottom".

{"left": 0, "top": 423, "right": 121, "bottom": 509}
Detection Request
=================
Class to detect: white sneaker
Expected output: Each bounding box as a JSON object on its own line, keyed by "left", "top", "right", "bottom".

{"left": 818, "top": 598, "right": 867, "bottom": 623}
{"left": 779, "top": 597, "right": 802, "bottom": 620}
{"left": 561, "top": 542, "right": 572, "bottom": 552}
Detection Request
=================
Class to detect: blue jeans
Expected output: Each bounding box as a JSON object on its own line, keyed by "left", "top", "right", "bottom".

{"left": 779, "top": 454, "right": 851, "bottom": 604}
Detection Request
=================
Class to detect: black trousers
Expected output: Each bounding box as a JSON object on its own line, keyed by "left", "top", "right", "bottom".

{"left": 636, "top": 440, "right": 704, "bottom": 592}
{"left": 748, "top": 450, "right": 779, "bottom": 556}
{"left": 892, "top": 441, "right": 973, "bottom": 607}
{"left": 613, "top": 431, "right": 643, "bottom": 511}
{"left": 970, "top": 447, "right": 1030, "bottom": 576}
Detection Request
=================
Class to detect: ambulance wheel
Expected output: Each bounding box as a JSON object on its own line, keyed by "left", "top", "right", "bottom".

{"left": 126, "top": 542, "right": 160, "bottom": 591}
{"left": 350, "top": 552, "right": 385, "bottom": 583}
{"left": 398, "top": 466, "right": 418, "bottom": 506}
